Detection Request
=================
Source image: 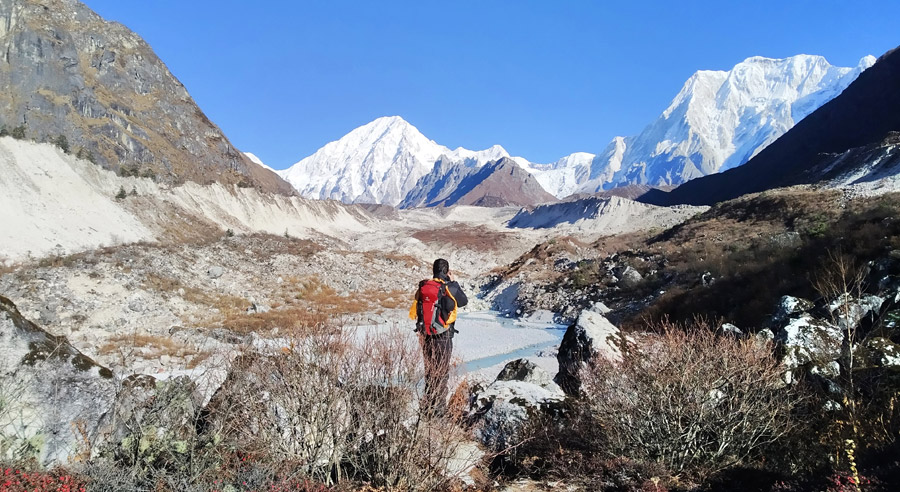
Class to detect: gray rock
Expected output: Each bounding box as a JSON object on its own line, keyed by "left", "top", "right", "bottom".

{"left": 207, "top": 266, "right": 224, "bottom": 279}
{"left": 127, "top": 299, "right": 143, "bottom": 313}
{"left": 772, "top": 295, "right": 814, "bottom": 325}
{"left": 776, "top": 314, "right": 842, "bottom": 382}
{"left": 860, "top": 337, "right": 900, "bottom": 367}
{"left": 495, "top": 358, "right": 554, "bottom": 389}
{"left": 555, "top": 310, "right": 623, "bottom": 396}
{"left": 720, "top": 322, "right": 743, "bottom": 337}
{"left": 38, "top": 306, "right": 58, "bottom": 324}
{"left": 467, "top": 361, "right": 565, "bottom": 450}
{"left": 588, "top": 301, "right": 612, "bottom": 315}
{"left": 614, "top": 266, "right": 643, "bottom": 286}
{"left": 754, "top": 328, "right": 775, "bottom": 346}
{"left": 828, "top": 294, "right": 883, "bottom": 331}
{"left": 246, "top": 302, "right": 270, "bottom": 314}
{"left": 0, "top": 295, "right": 115, "bottom": 466}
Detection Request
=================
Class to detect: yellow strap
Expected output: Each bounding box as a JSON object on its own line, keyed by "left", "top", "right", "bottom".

{"left": 443, "top": 285, "right": 458, "bottom": 325}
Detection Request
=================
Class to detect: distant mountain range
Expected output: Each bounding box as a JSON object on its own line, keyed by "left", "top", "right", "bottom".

{"left": 279, "top": 54, "right": 874, "bottom": 207}
{"left": 642, "top": 47, "right": 900, "bottom": 206}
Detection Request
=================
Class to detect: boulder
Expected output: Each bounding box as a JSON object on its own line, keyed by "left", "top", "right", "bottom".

{"left": 771, "top": 295, "right": 814, "bottom": 325}
{"left": 588, "top": 301, "right": 612, "bottom": 315}
{"left": 246, "top": 302, "right": 271, "bottom": 314}
{"left": 0, "top": 295, "right": 116, "bottom": 465}
{"left": 96, "top": 375, "right": 201, "bottom": 469}
{"left": 828, "top": 294, "right": 883, "bottom": 331}
{"left": 495, "top": 359, "right": 553, "bottom": 388}
{"left": 720, "top": 322, "right": 744, "bottom": 337}
{"left": 554, "top": 310, "right": 623, "bottom": 396}
{"left": 859, "top": 337, "right": 900, "bottom": 368}
{"left": 775, "top": 314, "right": 843, "bottom": 383}
{"left": 467, "top": 359, "right": 565, "bottom": 450}
{"left": 203, "top": 353, "right": 351, "bottom": 466}
{"left": 613, "top": 266, "right": 643, "bottom": 286}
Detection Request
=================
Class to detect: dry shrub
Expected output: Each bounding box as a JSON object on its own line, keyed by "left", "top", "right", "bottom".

{"left": 222, "top": 306, "right": 329, "bottom": 335}
{"left": 239, "top": 232, "right": 323, "bottom": 259}
{"left": 581, "top": 319, "right": 799, "bottom": 480}
{"left": 378, "top": 289, "right": 413, "bottom": 310}
{"left": 142, "top": 273, "right": 245, "bottom": 312}
{"left": 205, "top": 326, "right": 480, "bottom": 491}
{"left": 97, "top": 333, "right": 196, "bottom": 359}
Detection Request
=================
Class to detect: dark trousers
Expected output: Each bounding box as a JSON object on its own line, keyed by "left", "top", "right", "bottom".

{"left": 422, "top": 331, "right": 453, "bottom": 416}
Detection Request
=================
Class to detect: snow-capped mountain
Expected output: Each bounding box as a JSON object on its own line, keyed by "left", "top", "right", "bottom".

{"left": 540, "top": 54, "right": 875, "bottom": 196}
{"left": 280, "top": 116, "right": 510, "bottom": 206}
{"left": 281, "top": 54, "right": 874, "bottom": 206}
{"left": 643, "top": 47, "right": 900, "bottom": 206}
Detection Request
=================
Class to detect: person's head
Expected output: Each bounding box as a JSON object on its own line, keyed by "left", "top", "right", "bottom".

{"left": 433, "top": 258, "right": 450, "bottom": 279}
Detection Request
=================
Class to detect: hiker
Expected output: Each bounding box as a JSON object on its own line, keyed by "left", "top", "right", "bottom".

{"left": 410, "top": 258, "right": 468, "bottom": 416}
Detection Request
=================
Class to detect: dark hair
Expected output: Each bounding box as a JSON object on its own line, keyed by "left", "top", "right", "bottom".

{"left": 433, "top": 258, "right": 449, "bottom": 278}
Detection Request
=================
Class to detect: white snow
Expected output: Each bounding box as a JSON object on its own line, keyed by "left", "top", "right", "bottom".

{"left": 532, "top": 54, "right": 875, "bottom": 197}
{"left": 278, "top": 55, "right": 873, "bottom": 204}
{"left": 243, "top": 151, "right": 278, "bottom": 172}
{"left": 280, "top": 116, "right": 520, "bottom": 206}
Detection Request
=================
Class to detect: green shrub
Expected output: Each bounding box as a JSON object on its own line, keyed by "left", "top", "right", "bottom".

{"left": 115, "top": 186, "right": 127, "bottom": 200}
{"left": 10, "top": 125, "right": 25, "bottom": 140}
{"left": 53, "top": 134, "right": 69, "bottom": 153}
{"left": 76, "top": 147, "right": 96, "bottom": 163}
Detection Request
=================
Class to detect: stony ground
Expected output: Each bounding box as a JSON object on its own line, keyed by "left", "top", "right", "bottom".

{"left": 0, "top": 233, "right": 431, "bottom": 376}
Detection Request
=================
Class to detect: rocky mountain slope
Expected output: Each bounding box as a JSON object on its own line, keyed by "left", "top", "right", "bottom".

{"left": 643, "top": 46, "right": 900, "bottom": 206}
{"left": 0, "top": 0, "right": 292, "bottom": 194}
{"left": 0, "top": 137, "right": 369, "bottom": 262}
{"left": 280, "top": 116, "right": 511, "bottom": 206}
{"left": 507, "top": 195, "right": 705, "bottom": 234}
{"left": 401, "top": 156, "right": 557, "bottom": 208}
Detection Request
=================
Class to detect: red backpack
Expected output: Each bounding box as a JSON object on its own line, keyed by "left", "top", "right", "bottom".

{"left": 409, "top": 279, "right": 458, "bottom": 336}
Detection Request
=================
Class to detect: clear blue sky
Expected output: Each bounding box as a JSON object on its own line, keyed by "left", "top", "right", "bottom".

{"left": 82, "top": 0, "right": 899, "bottom": 168}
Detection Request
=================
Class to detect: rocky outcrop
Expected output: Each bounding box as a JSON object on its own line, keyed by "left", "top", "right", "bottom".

{"left": 467, "top": 359, "right": 565, "bottom": 450}
{"left": 0, "top": 294, "right": 115, "bottom": 465}
{"left": 554, "top": 310, "right": 624, "bottom": 395}
{"left": 0, "top": 0, "right": 292, "bottom": 194}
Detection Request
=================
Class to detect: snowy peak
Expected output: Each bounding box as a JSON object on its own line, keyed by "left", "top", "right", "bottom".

{"left": 548, "top": 53, "right": 875, "bottom": 196}
{"left": 280, "top": 116, "right": 514, "bottom": 206}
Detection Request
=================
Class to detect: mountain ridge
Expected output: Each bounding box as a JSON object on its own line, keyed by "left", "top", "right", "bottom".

{"left": 0, "top": 0, "right": 293, "bottom": 195}
{"left": 640, "top": 46, "right": 900, "bottom": 206}
{"left": 279, "top": 54, "right": 872, "bottom": 206}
